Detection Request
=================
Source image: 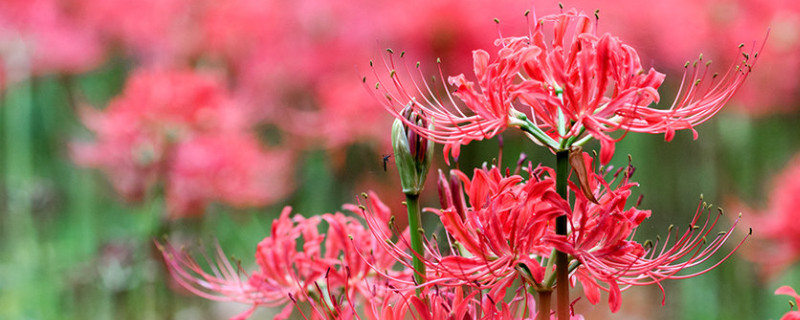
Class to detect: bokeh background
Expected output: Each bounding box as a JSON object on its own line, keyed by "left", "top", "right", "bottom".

{"left": 1, "top": 0, "right": 799, "bottom": 319}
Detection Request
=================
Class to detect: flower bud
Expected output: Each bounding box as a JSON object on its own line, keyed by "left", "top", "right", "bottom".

{"left": 437, "top": 169, "right": 467, "bottom": 219}
{"left": 392, "top": 105, "right": 434, "bottom": 195}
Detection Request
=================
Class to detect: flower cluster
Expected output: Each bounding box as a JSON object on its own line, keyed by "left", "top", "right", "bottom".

{"left": 160, "top": 194, "right": 409, "bottom": 319}
{"left": 370, "top": 8, "right": 759, "bottom": 164}
{"left": 160, "top": 6, "right": 758, "bottom": 319}
{"left": 162, "top": 191, "right": 589, "bottom": 319}
{"left": 356, "top": 154, "right": 746, "bottom": 313}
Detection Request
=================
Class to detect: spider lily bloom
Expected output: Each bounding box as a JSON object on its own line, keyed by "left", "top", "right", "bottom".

{"left": 369, "top": 8, "right": 760, "bottom": 164}
{"left": 356, "top": 164, "right": 563, "bottom": 294}
{"left": 160, "top": 202, "right": 405, "bottom": 320}
{"left": 548, "top": 153, "right": 749, "bottom": 312}
{"left": 359, "top": 152, "right": 748, "bottom": 313}
{"left": 776, "top": 286, "right": 800, "bottom": 320}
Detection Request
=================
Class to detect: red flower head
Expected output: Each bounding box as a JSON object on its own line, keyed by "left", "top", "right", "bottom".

{"left": 548, "top": 153, "right": 748, "bottom": 312}
{"left": 161, "top": 195, "right": 407, "bottom": 320}
{"left": 359, "top": 152, "right": 747, "bottom": 313}
{"left": 370, "top": 8, "right": 760, "bottom": 164}
{"left": 356, "top": 164, "right": 564, "bottom": 294}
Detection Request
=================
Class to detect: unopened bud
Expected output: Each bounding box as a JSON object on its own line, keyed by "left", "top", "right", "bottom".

{"left": 448, "top": 170, "right": 467, "bottom": 219}
{"left": 392, "top": 104, "right": 434, "bottom": 195}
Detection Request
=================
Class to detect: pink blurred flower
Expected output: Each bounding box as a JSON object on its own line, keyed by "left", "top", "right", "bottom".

{"left": 563, "top": 0, "right": 717, "bottom": 68}
{"left": 195, "top": 0, "right": 533, "bottom": 151}
{"left": 776, "top": 286, "right": 800, "bottom": 320}
{"left": 72, "top": 68, "right": 233, "bottom": 200}
{"left": 161, "top": 195, "right": 407, "bottom": 320}
{"left": 708, "top": 0, "right": 800, "bottom": 115}
{"left": 72, "top": 68, "right": 291, "bottom": 216}
{"left": 733, "top": 154, "right": 800, "bottom": 277}
{"left": 73, "top": 0, "right": 198, "bottom": 64}
{"left": 0, "top": 0, "right": 103, "bottom": 82}
{"left": 370, "top": 8, "right": 760, "bottom": 164}
{"left": 166, "top": 134, "right": 292, "bottom": 217}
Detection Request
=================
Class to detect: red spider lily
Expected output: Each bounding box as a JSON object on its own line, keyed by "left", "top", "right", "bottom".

{"left": 160, "top": 198, "right": 406, "bottom": 320}
{"left": 546, "top": 153, "right": 749, "bottom": 312}
{"left": 355, "top": 165, "right": 561, "bottom": 293}
{"left": 776, "top": 286, "right": 800, "bottom": 320}
{"left": 369, "top": 8, "right": 760, "bottom": 164}
{"left": 359, "top": 152, "right": 747, "bottom": 313}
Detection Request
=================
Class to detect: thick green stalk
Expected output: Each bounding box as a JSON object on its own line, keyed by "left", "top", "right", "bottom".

{"left": 405, "top": 193, "right": 426, "bottom": 295}
{"left": 555, "top": 150, "right": 570, "bottom": 320}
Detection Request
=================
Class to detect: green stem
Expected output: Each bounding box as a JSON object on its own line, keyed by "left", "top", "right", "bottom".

{"left": 512, "top": 112, "right": 561, "bottom": 150}
{"left": 405, "top": 193, "right": 426, "bottom": 296}
{"left": 555, "top": 150, "right": 570, "bottom": 320}
{"left": 543, "top": 248, "right": 558, "bottom": 287}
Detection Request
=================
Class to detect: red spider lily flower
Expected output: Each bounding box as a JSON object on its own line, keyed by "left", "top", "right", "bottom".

{"left": 546, "top": 153, "right": 748, "bottom": 312}
{"left": 732, "top": 154, "right": 800, "bottom": 278}
{"left": 776, "top": 286, "right": 800, "bottom": 320}
{"left": 161, "top": 196, "right": 406, "bottom": 320}
{"left": 359, "top": 152, "right": 747, "bottom": 313}
{"left": 355, "top": 165, "right": 559, "bottom": 292}
{"left": 369, "top": 8, "right": 760, "bottom": 164}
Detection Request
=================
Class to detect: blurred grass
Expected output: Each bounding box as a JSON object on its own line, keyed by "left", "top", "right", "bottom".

{"left": 0, "top": 57, "right": 799, "bottom": 320}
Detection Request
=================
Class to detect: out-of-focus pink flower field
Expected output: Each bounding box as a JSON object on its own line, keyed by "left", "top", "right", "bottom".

{"left": 1, "top": 0, "right": 800, "bottom": 319}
